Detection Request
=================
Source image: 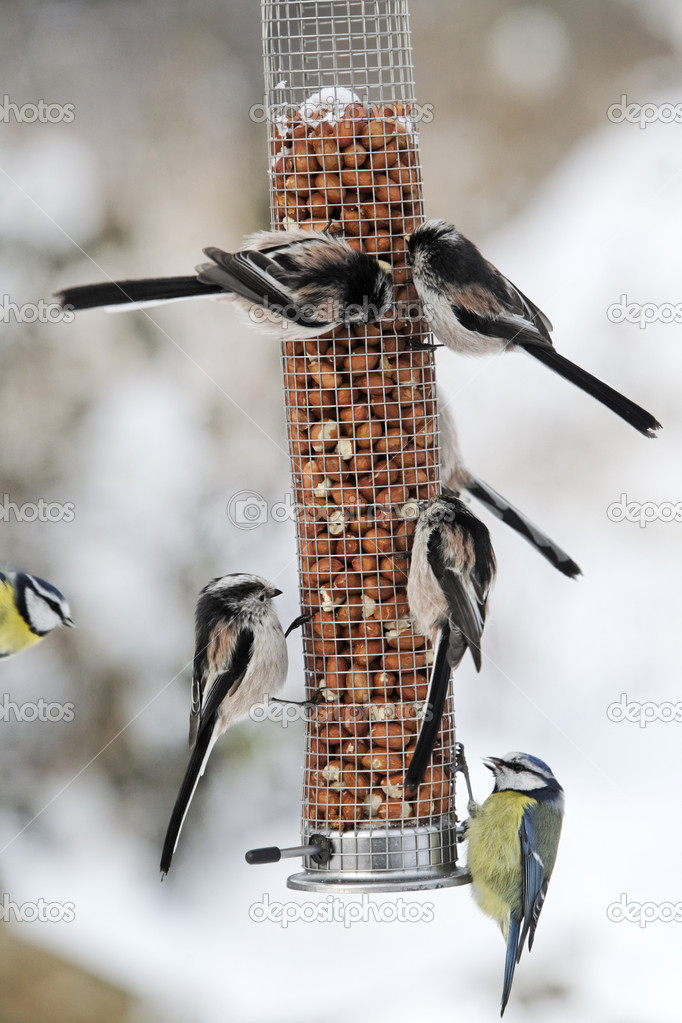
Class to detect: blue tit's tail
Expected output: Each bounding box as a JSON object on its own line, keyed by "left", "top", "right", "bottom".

{"left": 160, "top": 718, "right": 217, "bottom": 876}
{"left": 404, "top": 623, "right": 451, "bottom": 797}
{"left": 56, "top": 276, "right": 223, "bottom": 311}
{"left": 465, "top": 474, "right": 582, "bottom": 579}
{"left": 501, "top": 916, "right": 521, "bottom": 1016}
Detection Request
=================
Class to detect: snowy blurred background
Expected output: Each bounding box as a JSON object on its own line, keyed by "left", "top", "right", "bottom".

{"left": 0, "top": 0, "right": 681, "bottom": 1020}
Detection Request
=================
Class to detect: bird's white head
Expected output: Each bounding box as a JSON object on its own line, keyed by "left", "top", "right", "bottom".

{"left": 200, "top": 573, "right": 282, "bottom": 621}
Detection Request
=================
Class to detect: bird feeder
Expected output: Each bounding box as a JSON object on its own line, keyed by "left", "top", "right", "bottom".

{"left": 258, "top": 0, "right": 469, "bottom": 892}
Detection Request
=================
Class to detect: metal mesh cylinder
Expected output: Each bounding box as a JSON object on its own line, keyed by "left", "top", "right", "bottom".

{"left": 261, "top": 0, "right": 467, "bottom": 891}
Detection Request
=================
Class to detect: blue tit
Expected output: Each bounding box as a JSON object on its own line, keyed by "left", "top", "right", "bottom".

{"left": 0, "top": 567, "right": 74, "bottom": 660}
{"left": 465, "top": 752, "right": 565, "bottom": 1016}
{"left": 160, "top": 574, "right": 288, "bottom": 875}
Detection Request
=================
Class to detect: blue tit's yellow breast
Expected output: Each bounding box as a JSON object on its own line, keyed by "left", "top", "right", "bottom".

{"left": 466, "top": 791, "right": 536, "bottom": 935}
{"left": 0, "top": 579, "right": 41, "bottom": 658}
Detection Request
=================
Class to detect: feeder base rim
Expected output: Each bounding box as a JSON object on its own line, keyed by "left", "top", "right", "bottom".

{"left": 286, "top": 867, "right": 472, "bottom": 893}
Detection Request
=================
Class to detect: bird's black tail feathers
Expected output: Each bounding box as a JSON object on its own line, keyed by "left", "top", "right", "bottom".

{"left": 466, "top": 475, "right": 582, "bottom": 578}
{"left": 521, "top": 342, "right": 661, "bottom": 438}
{"left": 160, "top": 720, "right": 215, "bottom": 876}
{"left": 405, "top": 624, "right": 452, "bottom": 796}
{"left": 57, "top": 276, "right": 222, "bottom": 311}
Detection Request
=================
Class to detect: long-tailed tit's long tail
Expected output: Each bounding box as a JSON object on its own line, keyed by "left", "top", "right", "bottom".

{"left": 521, "top": 340, "right": 661, "bottom": 438}
{"left": 405, "top": 624, "right": 455, "bottom": 797}
{"left": 465, "top": 474, "right": 582, "bottom": 579}
{"left": 160, "top": 721, "right": 218, "bottom": 876}
{"left": 57, "top": 276, "right": 222, "bottom": 312}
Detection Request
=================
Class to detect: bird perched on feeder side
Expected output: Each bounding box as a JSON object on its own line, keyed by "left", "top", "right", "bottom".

{"left": 160, "top": 574, "right": 288, "bottom": 876}
{"left": 57, "top": 228, "right": 393, "bottom": 340}
{"left": 407, "top": 219, "right": 661, "bottom": 438}
{"left": 0, "top": 567, "right": 73, "bottom": 660}
{"left": 405, "top": 493, "right": 496, "bottom": 795}
{"left": 463, "top": 751, "right": 565, "bottom": 1016}
{"left": 438, "top": 398, "right": 581, "bottom": 578}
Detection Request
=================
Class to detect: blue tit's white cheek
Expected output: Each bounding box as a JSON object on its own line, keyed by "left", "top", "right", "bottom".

{"left": 24, "top": 591, "right": 63, "bottom": 635}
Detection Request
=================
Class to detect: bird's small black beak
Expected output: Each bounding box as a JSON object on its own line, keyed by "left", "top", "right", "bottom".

{"left": 63, "top": 617, "right": 75, "bottom": 628}
{"left": 271, "top": 588, "right": 283, "bottom": 598}
{"left": 482, "top": 756, "right": 502, "bottom": 773}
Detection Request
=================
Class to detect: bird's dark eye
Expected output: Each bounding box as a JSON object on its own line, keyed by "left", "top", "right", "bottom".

{"left": 259, "top": 594, "right": 265, "bottom": 602}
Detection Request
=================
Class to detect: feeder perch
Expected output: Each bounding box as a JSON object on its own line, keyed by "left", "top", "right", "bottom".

{"left": 259, "top": 0, "right": 469, "bottom": 892}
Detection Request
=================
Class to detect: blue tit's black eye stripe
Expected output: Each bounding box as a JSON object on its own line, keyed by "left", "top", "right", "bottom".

{"left": 13, "top": 574, "right": 65, "bottom": 633}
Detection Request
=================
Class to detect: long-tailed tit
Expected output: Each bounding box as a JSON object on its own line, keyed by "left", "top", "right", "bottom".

{"left": 57, "top": 228, "right": 393, "bottom": 340}
{"left": 408, "top": 220, "right": 661, "bottom": 438}
{"left": 160, "top": 574, "right": 288, "bottom": 875}
{"left": 405, "top": 493, "right": 496, "bottom": 795}
{"left": 439, "top": 399, "right": 581, "bottom": 578}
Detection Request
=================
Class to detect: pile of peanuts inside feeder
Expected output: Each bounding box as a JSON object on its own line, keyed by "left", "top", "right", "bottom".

{"left": 271, "top": 93, "right": 453, "bottom": 831}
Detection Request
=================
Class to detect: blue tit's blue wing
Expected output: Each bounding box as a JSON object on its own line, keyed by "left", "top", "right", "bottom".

{"left": 518, "top": 805, "right": 548, "bottom": 962}
{"left": 501, "top": 916, "right": 521, "bottom": 1017}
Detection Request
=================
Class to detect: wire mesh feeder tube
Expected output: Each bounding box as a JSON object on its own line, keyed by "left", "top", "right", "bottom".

{"left": 262, "top": 0, "right": 468, "bottom": 892}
